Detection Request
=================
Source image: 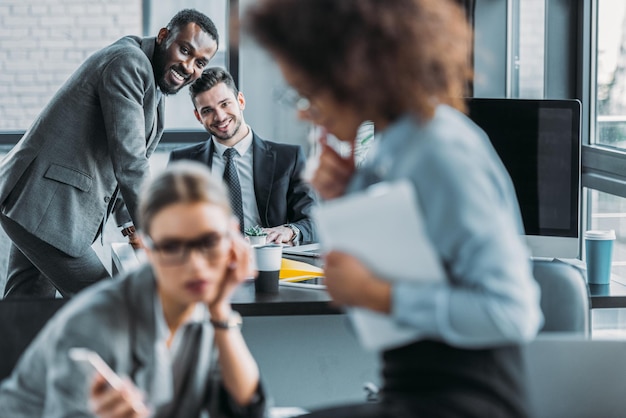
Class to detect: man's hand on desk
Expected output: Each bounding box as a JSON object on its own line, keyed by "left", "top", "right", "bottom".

{"left": 263, "top": 225, "right": 298, "bottom": 245}
{"left": 324, "top": 251, "right": 391, "bottom": 314}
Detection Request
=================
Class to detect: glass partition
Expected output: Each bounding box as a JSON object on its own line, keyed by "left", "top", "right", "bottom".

{"left": 596, "top": 0, "right": 626, "bottom": 148}
{"left": 0, "top": 0, "right": 228, "bottom": 134}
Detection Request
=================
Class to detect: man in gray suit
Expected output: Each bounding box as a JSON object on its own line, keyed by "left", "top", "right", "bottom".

{"left": 0, "top": 9, "right": 219, "bottom": 298}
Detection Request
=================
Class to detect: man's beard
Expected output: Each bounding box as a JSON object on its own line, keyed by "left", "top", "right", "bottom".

{"left": 153, "top": 42, "right": 188, "bottom": 95}
{"left": 210, "top": 117, "right": 243, "bottom": 141}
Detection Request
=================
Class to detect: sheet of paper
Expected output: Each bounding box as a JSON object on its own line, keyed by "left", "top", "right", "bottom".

{"left": 281, "top": 243, "right": 322, "bottom": 257}
{"left": 312, "top": 180, "right": 445, "bottom": 351}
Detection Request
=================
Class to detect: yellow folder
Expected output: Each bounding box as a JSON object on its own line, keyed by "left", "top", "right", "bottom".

{"left": 280, "top": 258, "right": 324, "bottom": 282}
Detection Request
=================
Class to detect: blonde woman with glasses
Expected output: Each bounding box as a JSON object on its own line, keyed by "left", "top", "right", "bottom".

{"left": 0, "top": 161, "right": 267, "bottom": 418}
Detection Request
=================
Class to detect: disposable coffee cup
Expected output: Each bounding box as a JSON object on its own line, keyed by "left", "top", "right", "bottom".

{"left": 584, "top": 230, "right": 616, "bottom": 285}
{"left": 253, "top": 244, "right": 283, "bottom": 294}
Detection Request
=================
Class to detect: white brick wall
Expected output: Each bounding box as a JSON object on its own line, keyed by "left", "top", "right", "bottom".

{"left": 0, "top": 0, "right": 142, "bottom": 130}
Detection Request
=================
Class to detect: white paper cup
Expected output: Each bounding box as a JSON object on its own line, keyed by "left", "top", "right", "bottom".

{"left": 253, "top": 245, "right": 283, "bottom": 293}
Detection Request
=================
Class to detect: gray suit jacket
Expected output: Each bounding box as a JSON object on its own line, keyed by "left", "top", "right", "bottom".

{"left": 0, "top": 264, "right": 267, "bottom": 417}
{"left": 0, "top": 36, "right": 164, "bottom": 257}
{"left": 169, "top": 132, "right": 318, "bottom": 244}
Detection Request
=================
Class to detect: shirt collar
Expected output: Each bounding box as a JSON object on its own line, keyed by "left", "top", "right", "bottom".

{"left": 154, "top": 292, "right": 208, "bottom": 346}
{"left": 212, "top": 125, "right": 253, "bottom": 157}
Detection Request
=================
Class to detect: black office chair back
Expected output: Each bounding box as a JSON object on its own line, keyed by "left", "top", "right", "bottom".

{"left": 0, "top": 298, "right": 68, "bottom": 381}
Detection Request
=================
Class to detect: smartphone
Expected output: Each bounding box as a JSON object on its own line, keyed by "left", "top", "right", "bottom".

{"left": 68, "top": 347, "right": 124, "bottom": 390}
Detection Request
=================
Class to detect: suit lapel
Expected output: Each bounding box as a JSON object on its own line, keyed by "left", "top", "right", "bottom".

{"left": 204, "top": 140, "right": 215, "bottom": 168}
{"left": 127, "top": 265, "right": 173, "bottom": 404}
{"left": 146, "top": 97, "right": 164, "bottom": 156}
{"left": 252, "top": 134, "right": 276, "bottom": 225}
{"left": 173, "top": 323, "right": 214, "bottom": 416}
{"left": 138, "top": 36, "right": 162, "bottom": 157}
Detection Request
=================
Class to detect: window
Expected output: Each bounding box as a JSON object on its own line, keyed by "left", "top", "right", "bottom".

{"left": 0, "top": 0, "right": 228, "bottom": 133}
{"left": 596, "top": 0, "right": 626, "bottom": 148}
{"left": 584, "top": 0, "right": 626, "bottom": 277}
{"left": 509, "top": 0, "right": 545, "bottom": 98}
{"left": 587, "top": 189, "right": 626, "bottom": 278}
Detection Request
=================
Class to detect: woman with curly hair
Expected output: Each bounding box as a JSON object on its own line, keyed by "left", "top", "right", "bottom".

{"left": 245, "top": 0, "right": 543, "bottom": 417}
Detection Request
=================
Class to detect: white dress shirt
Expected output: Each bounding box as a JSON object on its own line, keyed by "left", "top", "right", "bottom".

{"left": 211, "top": 126, "right": 262, "bottom": 230}
{"left": 151, "top": 297, "right": 209, "bottom": 408}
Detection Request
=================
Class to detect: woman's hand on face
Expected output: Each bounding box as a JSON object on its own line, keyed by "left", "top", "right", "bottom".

{"left": 310, "top": 133, "right": 356, "bottom": 200}
{"left": 89, "top": 374, "right": 150, "bottom": 418}
{"left": 210, "top": 220, "right": 257, "bottom": 316}
{"left": 324, "top": 251, "right": 391, "bottom": 314}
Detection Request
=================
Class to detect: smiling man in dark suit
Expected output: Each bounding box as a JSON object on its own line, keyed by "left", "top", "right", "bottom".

{"left": 0, "top": 10, "right": 219, "bottom": 299}
{"left": 169, "top": 67, "right": 317, "bottom": 245}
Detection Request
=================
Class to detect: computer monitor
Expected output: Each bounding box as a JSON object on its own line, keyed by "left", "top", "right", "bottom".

{"left": 466, "top": 98, "right": 581, "bottom": 259}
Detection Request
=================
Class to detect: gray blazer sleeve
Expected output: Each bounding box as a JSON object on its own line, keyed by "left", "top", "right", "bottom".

{"left": 206, "top": 347, "right": 269, "bottom": 418}
{"left": 285, "top": 147, "right": 318, "bottom": 244}
{"left": 99, "top": 51, "right": 155, "bottom": 225}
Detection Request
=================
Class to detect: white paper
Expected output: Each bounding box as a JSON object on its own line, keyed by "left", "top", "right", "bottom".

{"left": 312, "top": 180, "right": 445, "bottom": 351}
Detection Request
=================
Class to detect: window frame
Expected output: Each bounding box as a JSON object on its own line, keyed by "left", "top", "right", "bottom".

{"left": 0, "top": 0, "right": 240, "bottom": 145}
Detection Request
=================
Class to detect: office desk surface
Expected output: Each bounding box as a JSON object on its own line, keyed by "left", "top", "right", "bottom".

{"left": 547, "top": 258, "right": 626, "bottom": 309}
{"left": 589, "top": 280, "right": 626, "bottom": 309}
{"left": 113, "top": 245, "right": 626, "bottom": 312}
{"left": 232, "top": 281, "right": 340, "bottom": 316}
{"left": 111, "top": 242, "right": 338, "bottom": 316}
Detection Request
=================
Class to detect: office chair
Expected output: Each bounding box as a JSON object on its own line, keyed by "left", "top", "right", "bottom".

{"left": 0, "top": 298, "right": 67, "bottom": 381}
{"left": 532, "top": 258, "right": 590, "bottom": 336}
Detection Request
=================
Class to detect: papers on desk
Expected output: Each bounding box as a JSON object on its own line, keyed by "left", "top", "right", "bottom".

{"left": 269, "top": 407, "right": 309, "bottom": 418}
{"left": 312, "top": 180, "right": 445, "bottom": 351}
{"left": 281, "top": 243, "right": 322, "bottom": 258}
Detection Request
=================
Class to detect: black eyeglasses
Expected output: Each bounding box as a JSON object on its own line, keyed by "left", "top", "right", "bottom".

{"left": 145, "top": 232, "right": 229, "bottom": 266}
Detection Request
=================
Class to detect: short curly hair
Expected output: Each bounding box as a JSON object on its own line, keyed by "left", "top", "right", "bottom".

{"left": 167, "top": 9, "right": 219, "bottom": 47}
{"left": 244, "top": 0, "right": 472, "bottom": 123}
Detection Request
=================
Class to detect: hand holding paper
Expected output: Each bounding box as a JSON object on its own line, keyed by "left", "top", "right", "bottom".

{"left": 312, "top": 180, "right": 445, "bottom": 351}
{"left": 323, "top": 251, "right": 391, "bottom": 312}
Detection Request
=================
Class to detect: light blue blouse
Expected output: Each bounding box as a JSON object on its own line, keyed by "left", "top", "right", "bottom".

{"left": 349, "top": 106, "right": 543, "bottom": 348}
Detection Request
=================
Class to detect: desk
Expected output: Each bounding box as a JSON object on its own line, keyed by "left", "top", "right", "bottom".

{"left": 550, "top": 258, "right": 626, "bottom": 309}
{"left": 112, "top": 242, "right": 337, "bottom": 316}
{"left": 232, "top": 281, "right": 340, "bottom": 316}
{"left": 589, "top": 281, "right": 626, "bottom": 309}
{"left": 114, "top": 245, "right": 626, "bottom": 311}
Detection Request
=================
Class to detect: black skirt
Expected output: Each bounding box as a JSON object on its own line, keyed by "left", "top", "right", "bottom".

{"left": 304, "top": 340, "right": 530, "bottom": 418}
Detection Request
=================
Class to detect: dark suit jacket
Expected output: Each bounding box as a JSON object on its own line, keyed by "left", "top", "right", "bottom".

{"left": 0, "top": 36, "right": 163, "bottom": 257}
{"left": 0, "top": 264, "right": 267, "bottom": 417}
{"left": 169, "top": 132, "right": 318, "bottom": 244}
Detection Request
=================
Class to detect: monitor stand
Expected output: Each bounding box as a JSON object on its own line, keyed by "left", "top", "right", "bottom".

{"left": 526, "top": 235, "right": 580, "bottom": 260}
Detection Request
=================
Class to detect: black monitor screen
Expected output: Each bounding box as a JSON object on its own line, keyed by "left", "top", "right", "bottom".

{"left": 466, "top": 98, "right": 581, "bottom": 238}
